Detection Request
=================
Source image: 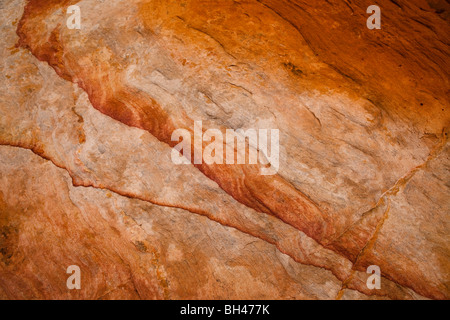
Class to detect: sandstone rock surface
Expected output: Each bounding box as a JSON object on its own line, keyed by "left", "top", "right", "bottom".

{"left": 0, "top": 0, "right": 448, "bottom": 299}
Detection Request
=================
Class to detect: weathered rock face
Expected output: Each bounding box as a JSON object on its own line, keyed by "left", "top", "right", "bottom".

{"left": 0, "top": 0, "right": 448, "bottom": 299}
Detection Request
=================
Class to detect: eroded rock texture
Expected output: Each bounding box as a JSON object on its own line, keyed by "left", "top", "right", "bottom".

{"left": 0, "top": 0, "right": 449, "bottom": 299}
